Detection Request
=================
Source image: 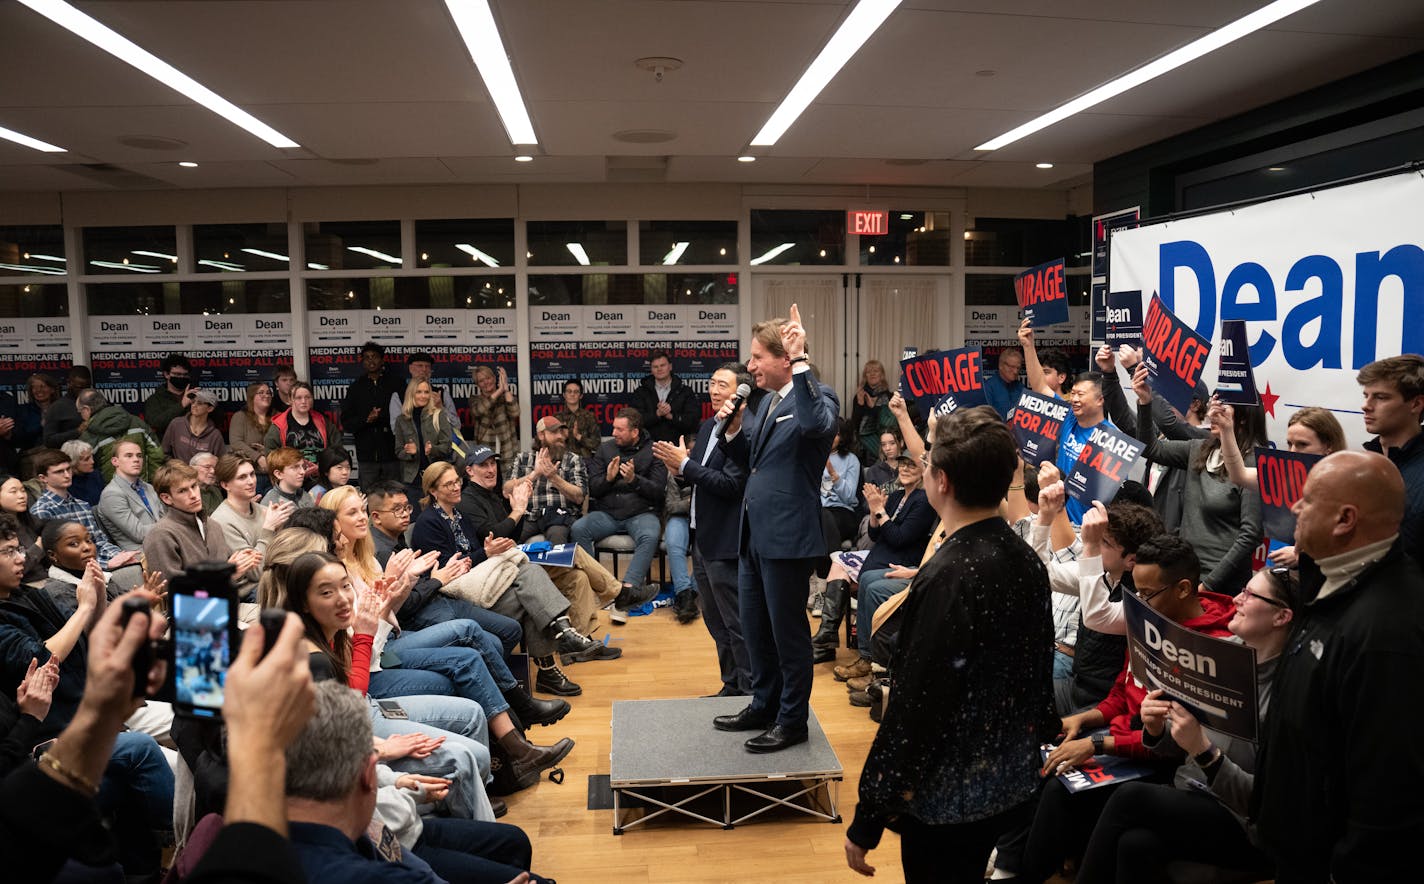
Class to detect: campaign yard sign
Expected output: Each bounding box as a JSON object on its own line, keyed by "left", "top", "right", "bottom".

{"left": 1215, "top": 320, "right": 1259, "bottom": 406}
{"left": 1014, "top": 258, "right": 1070, "bottom": 328}
{"left": 1011, "top": 391, "right": 1069, "bottom": 467}
{"left": 1143, "top": 294, "right": 1212, "bottom": 414}
{"left": 1256, "top": 447, "right": 1323, "bottom": 542}
{"left": 1123, "top": 592, "right": 1259, "bottom": 742}
{"left": 1105, "top": 290, "right": 1145, "bottom": 350}
{"left": 1065, "top": 423, "right": 1145, "bottom": 506}
{"left": 899, "top": 347, "right": 988, "bottom": 417}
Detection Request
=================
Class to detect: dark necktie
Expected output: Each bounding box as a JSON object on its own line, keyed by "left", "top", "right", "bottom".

{"left": 133, "top": 481, "right": 154, "bottom": 517}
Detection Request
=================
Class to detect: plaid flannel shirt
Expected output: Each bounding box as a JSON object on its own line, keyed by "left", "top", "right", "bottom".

{"left": 509, "top": 449, "right": 587, "bottom": 512}
{"left": 32, "top": 490, "right": 124, "bottom": 566}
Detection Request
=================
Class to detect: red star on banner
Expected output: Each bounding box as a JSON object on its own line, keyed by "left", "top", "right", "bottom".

{"left": 1260, "top": 382, "right": 1280, "bottom": 418}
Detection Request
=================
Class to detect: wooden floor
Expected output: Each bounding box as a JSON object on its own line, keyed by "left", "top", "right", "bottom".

{"left": 502, "top": 601, "right": 906, "bottom": 884}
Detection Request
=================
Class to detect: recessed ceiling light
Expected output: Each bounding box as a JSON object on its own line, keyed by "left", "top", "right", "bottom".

{"left": 178, "top": 161, "right": 198, "bottom": 168}
{"left": 1036, "top": 162, "right": 1054, "bottom": 169}
{"left": 749, "top": 0, "right": 903, "bottom": 146}
{"left": 975, "top": 0, "right": 1324, "bottom": 151}
{"left": 1267, "top": 166, "right": 1286, "bottom": 172}
{"left": 444, "top": 0, "right": 538, "bottom": 145}
{"left": 19, "top": 0, "right": 300, "bottom": 148}
{"left": 737, "top": 155, "right": 757, "bottom": 163}
{"left": 974, "top": 69, "right": 997, "bottom": 77}
{"left": 514, "top": 155, "right": 533, "bottom": 162}
{"left": 0, "top": 123, "right": 65, "bottom": 153}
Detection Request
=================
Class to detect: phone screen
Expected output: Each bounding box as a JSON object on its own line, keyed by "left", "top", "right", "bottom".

{"left": 171, "top": 588, "right": 234, "bottom": 718}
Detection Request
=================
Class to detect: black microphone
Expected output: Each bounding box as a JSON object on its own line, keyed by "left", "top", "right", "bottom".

{"left": 715, "top": 383, "right": 753, "bottom": 444}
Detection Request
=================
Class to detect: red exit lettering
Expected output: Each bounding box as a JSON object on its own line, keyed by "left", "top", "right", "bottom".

{"left": 848, "top": 210, "right": 888, "bottom": 236}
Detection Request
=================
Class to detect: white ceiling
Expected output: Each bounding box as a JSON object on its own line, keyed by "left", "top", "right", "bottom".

{"left": 0, "top": 0, "right": 1421, "bottom": 193}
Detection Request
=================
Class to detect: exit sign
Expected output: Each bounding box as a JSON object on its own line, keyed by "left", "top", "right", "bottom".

{"left": 848, "top": 210, "right": 889, "bottom": 236}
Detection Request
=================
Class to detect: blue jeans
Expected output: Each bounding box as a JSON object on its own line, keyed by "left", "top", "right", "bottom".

{"left": 370, "top": 696, "right": 495, "bottom": 822}
{"left": 663, "top": 515, "right": 693, "bottom": 593}
{"left": 855, "top": 568, "right": 910, "bottom": 659}
{"left": 100, "top": 732, "right": 175, "bottom": 874}
{"left": 571, "top": 509, "right": 661, "bottom": 588}
{"left": 386, "top": 621, "right": 515, "bottom": 718}
{"left": 404, "top": 595, "right": 522, "bottom": 656}
{"left": 390, "top": 619, "right": 519, "bottom": 690}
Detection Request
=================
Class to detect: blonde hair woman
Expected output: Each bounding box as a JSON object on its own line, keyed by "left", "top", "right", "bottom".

{"left": 395, "top": 379, "right": 455, "bottom": 484}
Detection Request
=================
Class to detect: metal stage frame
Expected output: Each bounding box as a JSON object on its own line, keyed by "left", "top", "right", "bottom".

{"left": 609, "top": 697, "right": 844, "bottom": 834}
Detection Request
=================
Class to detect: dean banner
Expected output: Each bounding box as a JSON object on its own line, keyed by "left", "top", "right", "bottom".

{"left": 962, "top": 304, "right": 1092, "bottom": 373}
{"left": 0, "top": 316, "right": 72, "bottom": 399}
{"left": 1123, "top": 592, "right": 1259, "bottom": 742}
{"left": 527, "top": 305, "right": 740, "bottom": 436}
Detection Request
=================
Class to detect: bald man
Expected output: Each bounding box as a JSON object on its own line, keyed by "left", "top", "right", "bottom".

{"left": 1252, "top": 451, "right": 1424, "bottom": 884}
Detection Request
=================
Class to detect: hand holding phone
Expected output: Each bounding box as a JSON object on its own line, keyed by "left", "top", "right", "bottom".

{"left": 169, "top": 562, "right": 239, "bottom": 719}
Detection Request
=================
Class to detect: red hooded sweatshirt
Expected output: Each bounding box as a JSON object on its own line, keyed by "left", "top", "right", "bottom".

{"left": 1095, "top": 590, "right": 1236, "bottom": 759}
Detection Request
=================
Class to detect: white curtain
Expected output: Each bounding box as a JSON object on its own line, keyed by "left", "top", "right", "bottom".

{"left": 757, "top": 276, "right": 845, "bottom": 395}
{"left": 858, "top": 277, "right": 941, "bottom": 389}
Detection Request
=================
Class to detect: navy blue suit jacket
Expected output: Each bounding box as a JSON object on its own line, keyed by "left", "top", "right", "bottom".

{"left": 721, "top": 369, "right": 840, "bottom": 559}
{"left": 680, "top": 416, "right": 747, "bottom": 561}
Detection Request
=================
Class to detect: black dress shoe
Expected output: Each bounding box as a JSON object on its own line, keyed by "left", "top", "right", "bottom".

{"left": 812, "top": 645, "right": 837, "bottom": 664}
{"left": 745, "top": 724, "right": 809, "bottom": 753}
{"left": 712, "top": 705, "right": 773, "bottom": 732}
{"left": 702, "top": 685, "right": 748, "bottom": 698}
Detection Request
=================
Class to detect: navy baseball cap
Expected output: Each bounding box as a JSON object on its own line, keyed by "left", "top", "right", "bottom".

{"left": 463, "top": 446, "right": 498, "bottom": 466}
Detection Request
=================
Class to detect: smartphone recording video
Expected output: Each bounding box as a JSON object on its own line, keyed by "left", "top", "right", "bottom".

{"left": 170, "top": 562, "right": 238, "bottom": 719}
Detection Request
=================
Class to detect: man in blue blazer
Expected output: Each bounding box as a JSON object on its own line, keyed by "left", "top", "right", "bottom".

{"left": 654, "top": 362, "right": 753, "bottom": 698}
{"left": 713, "top": 305, "right": 839, "bottom": 752}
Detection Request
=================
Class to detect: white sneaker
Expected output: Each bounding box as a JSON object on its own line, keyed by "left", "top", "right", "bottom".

{"left": 605, "top": 601, "right": 628, "bottom": 625}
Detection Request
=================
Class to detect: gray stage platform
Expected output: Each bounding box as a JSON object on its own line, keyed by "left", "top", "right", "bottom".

{"left": 609, "top": 696, "right": 844, "bottom": 833}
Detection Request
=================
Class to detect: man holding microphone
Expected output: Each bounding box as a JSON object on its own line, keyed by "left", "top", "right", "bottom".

{"left": 711, "top": 305, "right": 839, "bottom": 752}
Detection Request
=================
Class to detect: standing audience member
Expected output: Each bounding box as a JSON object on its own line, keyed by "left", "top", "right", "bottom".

{"left": 144, "top": 353, "right": 196, "bottom": 438}
{"left": 395, "top": 379, "right": 455, "bottom": 490}
{"left": 984, "top": 347, "right": 1027, "bottom": 421}
{"left": 191, "top": 451, "right": 225, "bottom": 514}
{"left": 143, "top": 460, "right": 260, "bottom": 585}
{"left": 95, "top": 438, "right": 165, "bottom": 551}
{"left": 0, "top": 475, "right": 45, "bottom": 585}
{"left": 211, "top": 453, "right": 294, "bottom": 566}
{"left": 15, "top": 372, "right": 61, "bottom": 451}
{"left": 264, "top": 381, "right": 331, "bottom": 470}
{"left": 1355, "top": 354, "right": 1424, "bottom": 561}
{"left": 42, "top": 364, "right": 91, "bottom": 448}
{"left": 468, "top": 365, "right": 519, "bottom": 462}
{"left": 274, "top": 364, "right": 299, "bottom": 411}
{"left": 263, "top": 446, "right": 318, "bottom": 510}
{"left": 228, "top": 380, "right": 276, "bottom": 484}
{"left": 505, "top": 415, "right": 587, "bottom": 544}
{"left": 30, "top": 448, "right": 140, "bottom": 573}
{"left": 631, "top": 350, "right": 701, "bottom": 445}
{"left": 77, "top": 389, "right": 165, "bottom": 483}
{"left": 1253, "top": 450, "right": 1424, "bottom": 883}
{"left": 311, "top": 447, "right": 353, "bottom": 504}
{"left": 60, "top": 439, "right": 104, "bottom": 507}
{"left": 162, "top": 387, "right": 227, "bottom": 462}
{"left": 389, "top": 351, "right": 456, "bottom": 428}
{"left": 848, "top": 359, "right": 893, "bottom": 461}
{"left": 341, "top": 341, "right": 404, "bottom": 489}
{"left": 845, "top": 407, "right": 1055, "bottom": 884}
{"left": 558, "top": 379, "right": 602, "bottom": 459}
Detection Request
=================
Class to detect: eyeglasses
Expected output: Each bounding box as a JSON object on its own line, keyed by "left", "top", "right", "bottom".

{"left": 378, "top": 504, "right": 413, "bottom": 515}
{"left": 1134, "top": 585, "right": 1169, "bottom": 604}
{"left": 0, "top": 546, "right": 24, "bottom": 559}
{"left": 437, "top": 479, "right": 462, "bottom": 491}
{"left": 1240, "top": 587, "right": 1288, "bottom": 608}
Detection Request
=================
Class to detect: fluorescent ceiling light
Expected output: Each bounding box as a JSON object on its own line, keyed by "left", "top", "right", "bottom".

{"left": 749, "top": 0, "right": 903, "bottom": 146}
{"left": 198, "top": 259, "right": 245, "bottom": 271}
{"left": 29, "top": 254, "right": 67, "bottom": 263}
{"left": 662, "top": 242, "right": 690, "bottom": 265}
{"left": 178, "top": 161, "right": 198, "bottom": 168}
{"left": 90, "top": 260, "right": 160, "bottom": 273}
{"left": 347, "top": 246, "right": 402, "bottom": 264}
{"left": 132, "top": 250, "right": 177, "bottom": 261}
{"left": 241, "top": 248, "right": 290, "bottom": 262}
{"left": 0, "top": 262, "right": 66, "bottom": 275}
{"left": 444, "top": 0, "right": 538, "bottom": 145}
{"left": 1035, "top": 163, "right": 1054, "bottom": 169}
{"left": 565, "top": 243, "right": 590, "bottom": 266}
{"left": 975, "top": 0, "right": 1324, "bottom": 151}
{"left": 456, "top": 243, "right": 501, "bottom": 267}
{"left": 750, "top": 243, "right": 795, "bottom": 265}
{"left": 306, "top": 262, "right": 330, "bottom": 270}
{"left": 18, "top": 0, "right": 300, "bottom": 149}
{"left": 0, "top": 123, "right": 66, "bottom": 152}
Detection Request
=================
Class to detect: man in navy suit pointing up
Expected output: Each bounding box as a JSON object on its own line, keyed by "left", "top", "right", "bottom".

{"left": 713, "top": 304, "right": 840, "bottom": 752}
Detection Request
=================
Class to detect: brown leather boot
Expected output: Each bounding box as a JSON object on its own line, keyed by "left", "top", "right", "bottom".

{"left": 496, "top": 729, "right": 575, "bottom": 792}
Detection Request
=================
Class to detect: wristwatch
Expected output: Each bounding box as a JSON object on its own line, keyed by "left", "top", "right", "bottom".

{"left": 1090, "top": 734, "right": 1105, "bottom": 755}
{"left": 790, "top": 354, "right": 810, "bottom": 365}
{"left": 1194, "top": 745, "right": 1221, "bottom": 768}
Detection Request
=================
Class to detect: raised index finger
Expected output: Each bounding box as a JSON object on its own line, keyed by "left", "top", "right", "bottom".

{"left": 789, "top": 303, "right": 801, "bottom": 324}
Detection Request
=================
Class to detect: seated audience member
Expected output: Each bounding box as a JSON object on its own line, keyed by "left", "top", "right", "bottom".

{"left": 984, "top": 347, "right": 1027, "bottom": 421}
{"left": 410, "top": 462, "right": 602, "bottom": 697}
{"left": 395, "top": 378, "right": 455, "bottom": 489}
{"left": 570, "top": 407, "right": 666, "bottom": 616}
{"left": 1130, "top": 364, "right": 1265, "bottom": 595}
{"left": 844, "top": 407, "right": 1055, "bottom": 884}
{"left": 211, "top": 453, "right": 293, "bottom": 574}
{"left": 1356, "top": 354, "right": 1424, "bottom": 562}
{"left": 285, "top": 551, "right": 572, "bottom": 797}
{"left": 824, "top": 453, "right": 935, "bottom": 673}
{"left": 163, "top": 387, "right": 227, "bottom": 462}
{"left": 263, "top": 381, "right": 331, "bottom": 470}
{"left": 311, "top": 446, "right": 353, "bottom": 505}
{"left": 228, "top": 380, "right": 275, "bottom": 483}
{"left": 143, "top": 461, "right": 261, "bottom": 587}
{"left": 661, "top": 468, "right": 698, "bottom": 623}
{"left": 557, "top": 379, "right": 602, "bottom": 460}
{"left": 76, "top": 389, "right": 166, "bottom": 484}
{"left": 848, "top": 359, "right": 894, "bottom": 461}
{"left": 993, "top": 534, "right": 1235, "bottom": 882}
{"left": 95, "top": 438, "right": 166, "bottom": 551}
{"left": 862, "top": 429, "right": 905, "bottom": 490}
{"left": 42, "top": 364, "right": 91, "bottom": 448}
{"left": 191, "top": 450, "right": 225, "bottom": 514}
{"left": 464, "top": 448, "right": 623, "bottom": 644}
{"left": 38, "top": 518, "right": 130, "bottom": 619}
{"left": 30, "top": 448, "right": 141, "bottom": 575}
{"left": 0, "top": 475, "right": 45, "bottom": 585}
{"left": 820, "top": 419, "right": 862, "bottom": 563}
{"left": 145, "top": 352, "right": 196, "bottom": 438}
{"left": 505, "top": 415, "right": 587, "bottom": 544}
{"left": 467, "top": 365, "right": 519, "bottom": 464}
{"left": 1076, "top": 566, "right": 1300, "bottom": 883}
{"left": 365, "top": 481, "right": 520, "bottom": 653}
{"left": 264, "top": 446, "right": 317, "bottom": 509}
{"left": 631, "top": 350, "right": 701, "bottom": 445}
{"left": 60, "top": 439, "right": 104, "bottom": 507}
{"left": 284, "top": 681, "right": 552, "bottom": 884}
{"left": 1253, "top": 450, "right": 1424, "bottom": 882}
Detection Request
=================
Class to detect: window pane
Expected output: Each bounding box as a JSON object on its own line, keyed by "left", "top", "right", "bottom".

{"left": 307, "top": 276, "right": 515, "bottom": 312}
{"left": 415, "top": 219, "right": 515, "bottom": 269}
{"left": 749, "top": 209, "right": 844, "bottom": 265}
{"left": 527, "top": 221, "right": 627, "bottom": 266}
{"left": 82, "top": 225, "right": 177, "bottom": 274}
{"left": 303, "top": 220, "right": 402, "bottom": 271}
{"left": 859, "top": 211, "right": 952, "bottom": 266}
{"left": 964, "top": 216, "right": 1091, "bottom": 268}
{"left": 194, "top": 222, "right": 292, "bottom": 272}
{"left": 637, "top": 220, "right": 737, "bottom": 265}
{"left": 529, "top": 273, "right": 737, "bottom": 306}
{"left": 0, "top": 226, "right": 67, "bottom": 277}
{"left": 0, "top": 283, "right": 68, "bottom": 317}
{"left": 86, "top": 280, "right": 291, "bottom": 316}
